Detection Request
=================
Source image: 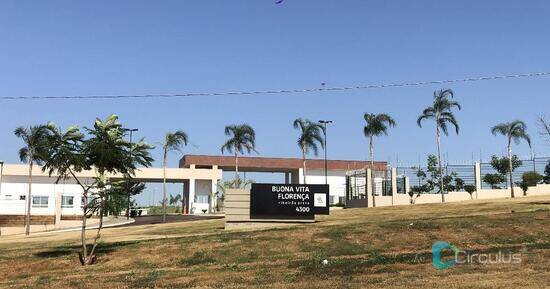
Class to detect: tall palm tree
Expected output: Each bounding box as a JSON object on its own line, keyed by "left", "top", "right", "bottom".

{"left": 221, "top": 124, "right": 257, "bottom": 186}
{"left": 14, "top": 125, "right": 51, "bottom": 235}
{"left": 491, "top": 120, "right": 531, "bottom": 198}
{"left": 417, "top": 89, "right": 461, "bottom": 203}
{"left": 161, "top": 131, "right": 188, "bottom": 222}
{"left": 363, "top": 113, "right": 396, "bottom": 207}
{"left": 293, "top": 118, "right": 325, "bottom": 184}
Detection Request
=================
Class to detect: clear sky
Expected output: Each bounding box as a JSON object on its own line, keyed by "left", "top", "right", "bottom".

{"left": 1, "top": 1, "right": 549, "bottom": 205}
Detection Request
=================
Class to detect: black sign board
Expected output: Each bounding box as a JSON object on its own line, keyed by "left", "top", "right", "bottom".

{"left": 250, "top": 183, "right": 329, "bottom": 220}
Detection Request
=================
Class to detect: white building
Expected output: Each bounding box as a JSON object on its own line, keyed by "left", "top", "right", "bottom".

{"left": 0, "top": 163, "right": 222, "bottom": 226}
{"left": 180, "top": 155, "right": 386, "bottom": 207}
{"left": 0, "top": 156, "right": 386, "bottom": 225}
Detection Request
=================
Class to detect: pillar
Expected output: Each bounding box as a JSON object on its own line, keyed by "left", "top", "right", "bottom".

{"left": 404, "top": 176, "right": 410, "bottom": 194}
{"left": 211, "top": 179, "right": 217, "bottom": 213}
{"left": 474, "top": 162, "right": 481, "bottom": 199}
{"left": 54, "top": 191, "right": 62, "bottom": 227}
{"left": 366, "top": 168, "right": 372, "bottom": 207}
{"left": 284, "top": 172, "right": 290, "bottom": 184}
{"left": 189, "top": 179, "right": 196, "bottom": 214}
{"left": 391, "top": 167, "right": 397, "bottom": 206}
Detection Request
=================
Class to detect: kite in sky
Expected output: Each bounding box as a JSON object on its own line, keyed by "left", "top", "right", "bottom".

{"left": 275, "top": 0, "right": 284, "bottom": 4}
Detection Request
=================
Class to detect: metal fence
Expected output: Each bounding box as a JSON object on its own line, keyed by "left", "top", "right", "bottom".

{"left": 345, "top": 169, "right": 393, "bottom": 206}
{"left": 480, "top": 156, "right": 550, "bottom": 189}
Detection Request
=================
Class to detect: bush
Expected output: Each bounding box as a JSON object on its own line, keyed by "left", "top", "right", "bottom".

{"left": 519, "top": 172, "right": 543, "bottom": 196}
{"left": 482, "top": 173, "right": 505, "bottom": 189}
{"left": 463, "top": 185, "right": 476, "bottom": 199}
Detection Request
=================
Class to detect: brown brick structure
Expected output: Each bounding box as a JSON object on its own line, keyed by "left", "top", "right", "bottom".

{"left": 0, "top": 215, "right": 55, "bottom": 226}
{"left": 180, "top": 155, "right": 386, "bottom": 172}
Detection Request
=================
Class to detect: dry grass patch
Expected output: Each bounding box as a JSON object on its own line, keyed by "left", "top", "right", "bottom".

{"left": 0, "top": 195, "right": 548, "bottom": 288}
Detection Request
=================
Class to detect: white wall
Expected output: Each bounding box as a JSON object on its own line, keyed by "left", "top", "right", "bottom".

{"left": 191, "top": 179, "right": 213, "bottom": 214}
{"left": 0, "top": 180, "right": 84, "bottom": 216}
{"left": 303, "top": 169, "right": 347, "bottom": 205}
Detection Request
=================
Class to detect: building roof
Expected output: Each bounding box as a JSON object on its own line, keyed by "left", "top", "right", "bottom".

{"left": 180, "top": 155, "right": 386, "bottom": 172}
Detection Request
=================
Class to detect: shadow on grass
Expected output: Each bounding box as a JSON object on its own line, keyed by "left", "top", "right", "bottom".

{"left": 34, "top": 240, "right": 139, "bottom": 259}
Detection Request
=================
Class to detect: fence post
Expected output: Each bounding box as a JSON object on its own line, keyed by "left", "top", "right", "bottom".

{"left": 391, "top": 167, "right": 397, "bottom": 206}
{"left": 404, "top": 176, "right": 410, "bottom": 194}
{"left": 366, "top": 168, "right": 372, "bottom": 208}
{"left": 474, "top": 162, "right": 481, "bottom": 199}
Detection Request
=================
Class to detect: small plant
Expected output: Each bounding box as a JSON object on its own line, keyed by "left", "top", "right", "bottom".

{"left": 483, "top": 173, "right": 505, "bottom": 189}
{"left": 518, "top": 172, "right": 543, "bottom": 196}
{"left": 464, "top": 185, "right": 476, "bottom": 199}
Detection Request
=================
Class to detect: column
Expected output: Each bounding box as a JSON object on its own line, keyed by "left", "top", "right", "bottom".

{"left": 474, "top": 162, "right": 481, "bottom": 199}
{"left": 391, "top": 167, "right": 397, "bottom": 206}
{"left": 211, "top": 179, "right": 217, "bottom": 213}
{"left": 189, "top": 179, "right": 196, "bottom": 214}
{"left": 404, "top": 176, "right": 410, "bottom": 194}
{"left": 54, "top": 191, "right": 62, "bottom": 227}
{"left": 366, "top": 168, "right": 372, "bottom": 207}
{"left": 284, "top": 172, "right": 290, "bottom": 184}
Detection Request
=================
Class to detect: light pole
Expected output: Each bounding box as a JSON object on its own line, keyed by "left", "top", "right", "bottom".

{"left": 318, "top": 120, "right": 332, "bottom": 184}
{"left": 123, "top": 128, "right": 138, "bottom": 219}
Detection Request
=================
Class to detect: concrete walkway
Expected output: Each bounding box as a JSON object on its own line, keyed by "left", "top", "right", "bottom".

{"left": 0, "top": 216, "right": 133, "bottom": 237}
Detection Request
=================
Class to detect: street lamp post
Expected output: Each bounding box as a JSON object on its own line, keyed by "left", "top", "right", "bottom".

{"left": 318, "top": 120, "right": 332, "bottom": 185}
{"left": 123, "top": 129, "right": 138, "bottom": 219}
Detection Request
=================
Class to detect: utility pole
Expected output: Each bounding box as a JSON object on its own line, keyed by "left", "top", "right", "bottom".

{"left": 318, "top": 120, "right": 332, "bottom": 184}
{"left": 123, "top": 128, "right": 138, "bottom": 219}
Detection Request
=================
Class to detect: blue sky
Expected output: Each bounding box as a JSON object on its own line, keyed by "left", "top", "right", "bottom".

{"left": 1, "top": 1, "right": 549, "bottom": 204}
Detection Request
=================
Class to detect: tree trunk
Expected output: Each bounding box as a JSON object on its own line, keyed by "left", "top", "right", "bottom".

{"left": 25, "top": 159, "right": 33, "bottom": 236}
{"left": 162, "top": 149, "right": 167, "bottom": 223}
{"left": 436, "top": 125, "right": 445, "bottom": 203}
{"left": 86, "top": 196, "right": 105, "bottom": 265}
{"left": 235, "top": 151, "right": 239, "bottom": 187}
{"left": 81, "top": 189, "right": 88, "bottom": 265}
{"left": 508, "top": 139, "right": 515, "bottom": 198}
{"left": 126, "top": 180, "right": 130, "bottom": 220}
{"left": 370, "top": 136, "right": 376, "bottom": 208}
{"left": 302, "top": 147, "right": 307, "bottom": 184}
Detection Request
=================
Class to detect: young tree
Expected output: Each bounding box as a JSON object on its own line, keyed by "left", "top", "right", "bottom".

{"left": 221, "top": 124, "right": 257, "bottom": 187}
{"left": 363, "top": 113, "right": 396, "bottom": 207}
{"left": 544, "top": 161, "right": 550, "bottom": 184}
{"left": 14, "top": 125, "right": 52, "bottom": 235}
{"left": 417, "top": 89, "right": 461, "bottom": 203}
{"left": 482, "top": 173, "right": 505, "bottom": 189}
{"left": 463, "top": 184, "right": 476, "bottom": 199}
{"left": 293, "top": 118, "right": 325, "bottom": 184}
{"left": 491, "top": 120, "right": 531, "bottom": 198}
{"left": 537, "top": 115, "right": 550, "bottom": 143}
{"left": 518, "top": 172, "right": 543, "bottom": 196}
{"left": 161, "top": 131, "right": 188, "bottom": 221}
{"left": 42, "top": 115, "right": 153, "bottom": 265}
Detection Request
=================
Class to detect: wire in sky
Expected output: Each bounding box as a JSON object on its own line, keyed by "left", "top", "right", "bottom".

{"left": 1, "top": 71, "right": 549, "bottom": 101}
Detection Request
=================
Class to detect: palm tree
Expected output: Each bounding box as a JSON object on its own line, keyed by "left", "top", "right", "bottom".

{"left": 161, "top": 131, "right": 188, "bottom": 222}
{"left": 417, "top": 89, "right": 461, "bottom": 202}
{"left": 220, "top": 124, "right": 257, "bottom": 186}
{"left": 491, "top": 120, "right": 531, "bottom": 198}
{"left": 293, "top": 118, "right": 325, "bottom": 184}
{"left": 363, "top": 113, "right": 396, "bottom": 207}
{"left": 14, "top": 125, "right": 51, "bottom": 235}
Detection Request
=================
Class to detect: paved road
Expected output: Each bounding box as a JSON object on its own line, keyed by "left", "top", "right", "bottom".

{"left": 122, "top": 214, "right": 223, "bottom": 227}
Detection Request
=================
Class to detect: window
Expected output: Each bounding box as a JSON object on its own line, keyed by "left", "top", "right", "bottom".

{"left": 194, "top": 195, "right": 209, "bottom": 204}
{"left": 62, "top": 196, "right": 74, "bottom": 208}
{"left": 32, "top": 196, "right": 49, "bottom": 208}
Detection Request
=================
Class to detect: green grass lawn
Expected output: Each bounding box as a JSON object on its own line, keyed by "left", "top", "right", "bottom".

{"left": 0, "top": 196, "right": 549, "bottom": 288}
